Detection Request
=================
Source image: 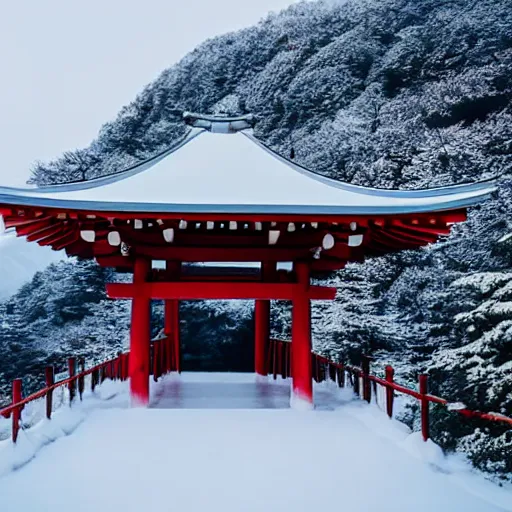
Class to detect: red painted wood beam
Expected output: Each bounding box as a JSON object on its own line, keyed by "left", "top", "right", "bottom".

{"left": 37, "top": 229, "right": 74, "bottom": 247}
{"left": 96, "top": 256, "right": 133, "bottom": 268}
{"left": 291, "top": 262, "right": 313, "bottom": 408}
{"left": 0, "top": 204, "right": 469, "bottom": 225}
{"left": 53, "top": 232, "right": 79, "bottom": 251}
{"left": 117, "top": 229, "right": 328, "bottom": 248}
{"left": 4, "top": 216, "right": 53, "bottom": 229}
{"left": 255, "top": 299, "right": 270, "bottom": 376}
{"left": 372, "top": 228, "right": 431, "bottom": 249}
{"left": 106, "top": 281, "right": 336, "bottom": 301}
{"left": 66, "top": 240, "right": 94, "bottom": 258}
{"left": 391, "top": 220, "right": 451, "bottom": 236}
{"left": 92, "top": 241, "right": 120, "bottom": 257}
{"left": 324, "top": 244, "right": 353, "bottom": 260}
{"left": 129, "top": 258, "right": 151, "bottom": 407}
{"left": 385, "top": 227, "right": 438, "bottom": 245}
{"left": 311, "top": 259, "right": 348, "bottom": 272}
{"left": 97, "top": 256, "right": 348, "bottom": 273}
{"left": 254, "top": 261, "right": 276, "bottom": 377}
{"left": 16, "top": 219, "right": 54, "bottom": 237}
{"left": 165, "top": 261, "right": 181, "bottom": 374}
{"left": 435, "top": 210, "right": 466, "bottom": 224}
{"left": 25, "top": 224, "right": 63, "bottom": 242}
{"left": 180, "top": 274, "right": 264, "bottom": 282}
{"left": 98, "top": 259, "right": 348, "bottom": 274}
{"left": 128, "top": 246, "right": 320, "bottom": 262}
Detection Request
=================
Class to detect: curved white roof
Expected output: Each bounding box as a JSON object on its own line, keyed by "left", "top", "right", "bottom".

{"left": 0, "top": 127, "right": 496, "bottom": 215}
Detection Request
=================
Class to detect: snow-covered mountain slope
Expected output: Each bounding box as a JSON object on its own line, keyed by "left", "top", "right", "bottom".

{"left": 0, "top": 219, "right": 63, "bottom": 299}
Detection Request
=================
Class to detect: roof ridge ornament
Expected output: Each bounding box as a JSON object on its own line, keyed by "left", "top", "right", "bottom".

{"left": 183, "top": 112, "right": 256, "bottom": 134}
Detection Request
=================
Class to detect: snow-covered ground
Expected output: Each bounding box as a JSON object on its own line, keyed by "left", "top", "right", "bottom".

{"left": 0, "top": 373, "right": 510, "bottom": 512}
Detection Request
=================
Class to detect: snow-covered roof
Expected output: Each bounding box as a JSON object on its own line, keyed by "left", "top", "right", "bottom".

{"left": 0, "top": 117, "right": 496, "bottom": 216}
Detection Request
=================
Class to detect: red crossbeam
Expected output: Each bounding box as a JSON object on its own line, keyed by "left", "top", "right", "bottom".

{"left": 107, "top": 281, "right": 336, "bottom": 301}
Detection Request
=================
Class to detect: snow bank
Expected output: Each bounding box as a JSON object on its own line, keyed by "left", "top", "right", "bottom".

{"left": 0, "top": 379, "right": 128, "bottom": 477}
{"left": 0, "top": 374, "right": 509, "bottom": 512}
{"left": 339, "top": 392, "right": 512, "bottom": 511}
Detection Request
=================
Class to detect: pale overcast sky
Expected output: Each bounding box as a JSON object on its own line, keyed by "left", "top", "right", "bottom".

{"left": 0, "top": 0, "right": 299, "bottom": 186}
{"left": 0, "top": 0, "right": 299, "bottom": 296}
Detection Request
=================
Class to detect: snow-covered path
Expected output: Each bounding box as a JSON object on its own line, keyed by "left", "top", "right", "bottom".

{"left": 0, "top": 373, "right": 508, "bottom": 512}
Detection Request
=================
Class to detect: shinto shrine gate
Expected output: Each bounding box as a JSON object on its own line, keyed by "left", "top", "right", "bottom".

{"left": 0, "top": 113, "right": 495, "bottom": 408}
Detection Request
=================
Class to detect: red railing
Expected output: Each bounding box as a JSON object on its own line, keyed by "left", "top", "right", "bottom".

{"left": 0, "top": 352, "right": 130, "bottom": 443}
{"left": 312, "top": 352, "right": 512, "bottom": 441}
{"left": 267, "top": 338, "right": 292, "bottom": 380}
{"left": 151, "top": 335, "right": 179, "bottom": 380}
{"left": 0, "top": 336, "right": 175, "bottom": 444}
{"left": 3, "top": 338, "right": 510, "bottom": 445}
{"left": 267, "top": 339, "right": 512, "bottom": 441}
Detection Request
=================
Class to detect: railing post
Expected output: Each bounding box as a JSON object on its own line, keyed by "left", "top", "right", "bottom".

{"left": 78, "top": 359, "right": 85, "bottom": 400}
{"left": 272, "top": 341, "right": 278, "bottom": 380}
{"left": 153, "top": 342, "right": 159, "bottom": 382}
{"left": 119, "top": 353, "right": 125, "bottom": 380}
{"left": 287, "top": 343, "right": 292, "bottom": 377}
{"left": 45, "top": 366, "right": 54, "bottom": 419}
{"left": 329, "top": 364, "right": 336, "bottom": 383}
{"left": 91, "top": 368, "right": 98, "bottom": 392}
{"left": 337, "top": 365, "right": 345, "bottom": 388}
{"left": 12, "top": 379, "right": 22, "bottom": 443}
{"left": 419, "top": 374, "right": 430, "bottom": 442}
{"left": 119, "top": 354, "right": 124, "bottom": 381}
{"left": 361, "top": 355, "right": 371, "bottom": 403}
{"left": 118, "top": 352, "right": 124, "bottom": 380}
{"left": 266, "top": 340, "right": 272, "bottom": 377}
{"left": 352, "top": 369, "right": 359, "bottom": 395}
{"left": 170, "top": 335, "right": 176, "bottom": 372}
{"left": 124, "top": 353, "right": 130, "bottom": 381}
{"left": 277, "top": 342, "right": 283, "bottom": 379}
{"left": 159, "top": 342, "right": 166, "bottom": 375}
{"left": 283, "top": 343, "right": 289, "bottom": 379}
{"left": 385, "top": 365, "right": 395, "bottom": 419}
{"left": 68, "top": 357, "right": 76, "bottom": 405}
{"left": 112, "top": 357, "right": 117, "bottom": 381}
{"left": 312, "top": 355, "right": 318, "bottom": 383}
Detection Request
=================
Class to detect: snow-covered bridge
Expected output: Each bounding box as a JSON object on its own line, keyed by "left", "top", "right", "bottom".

{"left": 0, "top": 113, "right": 508, "bottom": 510}
{"left": 0, "top": 372, "right": 509, "bottom": 512}
{"left": 0, "top": 112, "right": 496, "bottom": 409}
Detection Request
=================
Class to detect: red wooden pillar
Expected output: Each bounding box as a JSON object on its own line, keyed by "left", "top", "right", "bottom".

{"left": 291, "top": 262, "right": 313, "bottom": 409}
{"left": 254, "top": 300, "right": 270, "bottom": 377}
{"left": 129, "top": 258, "right": 151, "bottom": 407}
{"left": 255, "top": 262, "right": 277, "bottom": 377}
{"left": 164, "top": 299, "right": 174, "bottom": 372}
{"left": 165, "top": 261, "right": 181, "bottom": 373}
{"left": 164, "top": 300, "right": 181, "bottom": 373}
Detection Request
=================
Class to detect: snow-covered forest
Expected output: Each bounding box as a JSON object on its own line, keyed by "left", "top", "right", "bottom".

{"left": 0, "top": 0, "right": 511, "bottom": 479}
